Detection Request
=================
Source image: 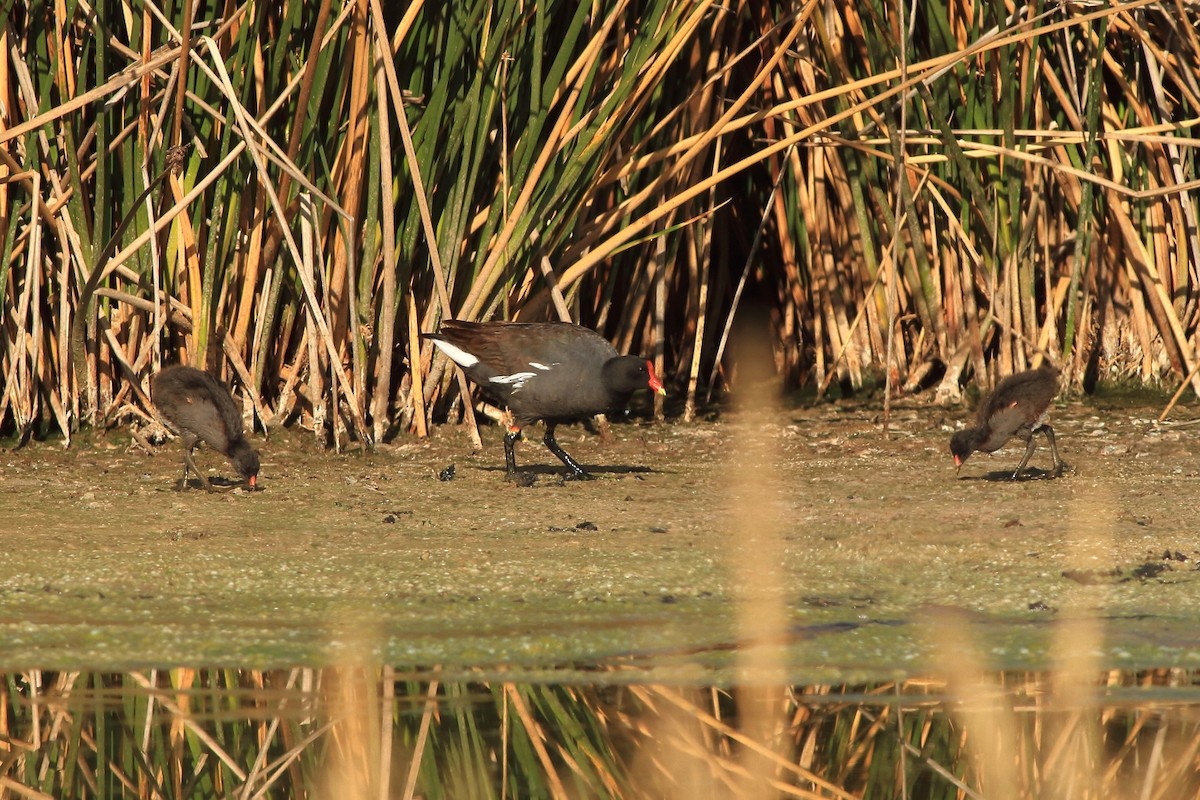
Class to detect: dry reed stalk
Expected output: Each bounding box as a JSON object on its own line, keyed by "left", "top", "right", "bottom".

{"left": 121, "top": 670, "right": 248, "bottom": 785}
{"left": 219, "top": 335, "right": 269, "bottom": 431}
{"left": 404, "top": 292, "right": 427, "bottom": 437}
{"left": 558, "top": 11, "right": 810, "bottom": 298}
{"left": 245, "top": 0, "right": 335, "bottom": 356}
{"left": 234, "top": 668, "right": 302, "bottom": 800}
{"left": 245, "top": 716, "right": 339, "bottom": 800}
{"left": 0, "top": 50, "right": 182, "bottom": 150}
{"left": 651, "top": 236, "right": 666, "bottom": 421}
{"left": 676, "top": 17, "right": 730, "bottom": 417}
{"left": 197, "top": 37, "right": 369, "bottom": 442}
{"left": 368, "top": 0, "right": 478, "bottom": 445}
{"left": 504, "top": 684, "right": 569, "bottom": 800}
{"left": 454, "top": 0, "right": 619, "bottom": 326}
{"left": 683, "top": 216, "right": 710, "bottom": 422}
{"left": 322, "top": 2, "right": 370, "bottom": 354}
{"left": 2, "top": 184, "right": 39, "bottom": 440}
{"left": 300, "top": 211, "right": 327, "bottom": 443}
{"left": 370, "top": 34, "right": 398, "bottom": 444}
{"left": 628, "top": 685, "right": 856, "bottom": 799}
{"left": 819, "top": 234, "right": 894, "bottom": 397}
{"left": 399, "top": 676, "right": 439, "bottom": 800}
{"left": 611, "top": 249, "right": 654, "bottom": 359}
{"left": 376, "top": 666, "right": 395, "bottom": 800}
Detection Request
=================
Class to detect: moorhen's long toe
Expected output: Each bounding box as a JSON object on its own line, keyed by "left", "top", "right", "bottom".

{"left": 429, "top": 320, "right": 666, "bottom": 480}
{"left": 949, "top": 363, "right": 1065, "bottom": 480}
{"left": 152, "top": 365, "right": 261, "bottom": 492}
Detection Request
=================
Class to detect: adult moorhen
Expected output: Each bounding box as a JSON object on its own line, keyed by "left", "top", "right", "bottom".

{"left": 428, "top": 320, "right": 666, "bottom": 480}
{"left": 152, "top": 365, "right": 260, "bottom": 491}
{"left": 949, "top": 363, "right": 1065, "bottom": 479}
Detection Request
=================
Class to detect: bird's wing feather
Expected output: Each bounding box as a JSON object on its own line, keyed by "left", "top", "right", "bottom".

{"left": 155, "top": 369, "right": 241, "bottom": 452}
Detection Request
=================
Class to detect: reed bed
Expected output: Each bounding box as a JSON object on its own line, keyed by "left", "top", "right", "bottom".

{"left": 1, "top": 667, "right": 1198, "bottom": 798}
{"left": 1, "top": 1, "right": 1198, "bottom": 445}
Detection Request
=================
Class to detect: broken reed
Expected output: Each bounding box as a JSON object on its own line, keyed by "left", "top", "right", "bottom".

{"left": 2, "top": 668, "right": 1198, "bottom": 798}
{"left": 1, "top": 1, "right": 1198, "bottom": 444}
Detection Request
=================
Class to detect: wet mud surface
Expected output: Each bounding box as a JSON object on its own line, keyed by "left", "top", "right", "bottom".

{"left": 1, "top": 395, "right": 1199, "bottom": 684}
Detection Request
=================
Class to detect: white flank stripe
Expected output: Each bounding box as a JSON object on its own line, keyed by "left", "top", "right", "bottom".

{"left": 489, "top": 371, "right": 537, "bottom": 392}
{"left": 430, "top": 338, "right": 479, "bottom": 367}
{"left": 528, "top": 361, "right": 556, "bottom": 370}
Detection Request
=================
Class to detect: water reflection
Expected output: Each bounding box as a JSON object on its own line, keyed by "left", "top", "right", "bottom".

{"left": 2, "top": 667, "right": 1198, "bottom": 798}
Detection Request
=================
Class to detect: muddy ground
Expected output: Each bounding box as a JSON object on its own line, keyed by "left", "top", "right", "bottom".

{"left": 1, "top": 391, "right": 1198, "bottom": 684}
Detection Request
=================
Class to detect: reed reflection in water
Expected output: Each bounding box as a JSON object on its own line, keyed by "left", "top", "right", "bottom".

{"left": 2, "top": 667, "right": 1199, "bottom": 798}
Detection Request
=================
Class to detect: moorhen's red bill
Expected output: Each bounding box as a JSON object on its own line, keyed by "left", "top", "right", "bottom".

{"left": 949, "top": 363, "right": 1065, "bottom": 479}
{"left": 152, "top": 365, "right": 260, "bottom": 491}
{"left": 428, "top": 320, "right": 666, "bottom": 480}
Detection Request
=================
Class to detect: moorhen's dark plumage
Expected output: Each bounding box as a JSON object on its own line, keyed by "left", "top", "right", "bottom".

{"left": 949, "top": 364, "right": 1065, "bottom": 479}
{"left": 152, "top": 365, "right": 260, "bottom": 491}
{"left": 428, "top": 320, "right": 666, "bottom": 480}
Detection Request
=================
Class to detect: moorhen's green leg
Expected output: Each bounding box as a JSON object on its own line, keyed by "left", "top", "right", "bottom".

{"left": 176, "top": 435, "right": 197, "bottom": 490}
{"left": 543, "top": 423, "right": 593, "bottom": 480}
{"left": 1011, "top": 436, "right": 1038, "bottom": 480}
{"left": 176, "top": 454, "right": 192, "bottom": 491}
{"left": 503, "top": 429, "right": 522, "bottom": 481}
{"left": 1044, "top": 425, "right": 1065, "bottom": 477}
{"left": 182, "top": 439, "right": 215, "bottom": 492}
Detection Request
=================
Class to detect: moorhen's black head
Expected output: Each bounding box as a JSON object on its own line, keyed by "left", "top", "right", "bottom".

{"left": 603, "top": 356, "right": 667, "bottom": 396}
{"left": 230, "top": 440, "right": 261, "bottom": 488}
{"left": 949, "top": 429, "right": 979, "bottom": 471}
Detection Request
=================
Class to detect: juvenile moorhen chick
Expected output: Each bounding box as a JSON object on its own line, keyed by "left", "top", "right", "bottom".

{"left": 152, "top": 365, "right": 260, "bottom": 491}
{"left": 949, "top": 364, "right": 1065, "bottom": 479}
{"left": 428, "top": 320, "right": 666, "bottom": 480}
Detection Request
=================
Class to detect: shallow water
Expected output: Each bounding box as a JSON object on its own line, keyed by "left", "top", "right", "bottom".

{"left": 0, "top": 396, "right": 1198, "bottom": 681}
